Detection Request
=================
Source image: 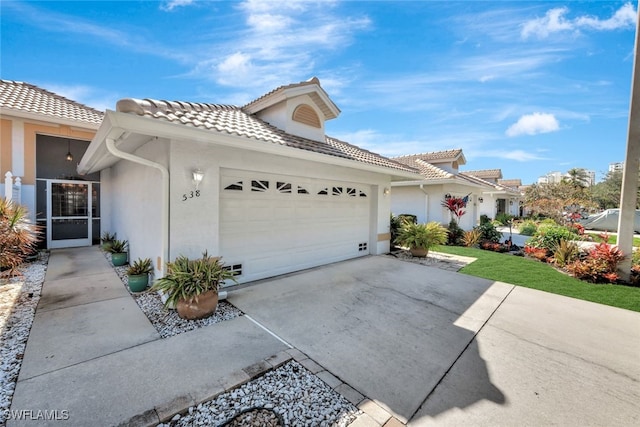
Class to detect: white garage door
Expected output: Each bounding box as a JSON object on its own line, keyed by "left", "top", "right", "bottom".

{"left": 220, "top": 170, "right": 371, "bottom": 283}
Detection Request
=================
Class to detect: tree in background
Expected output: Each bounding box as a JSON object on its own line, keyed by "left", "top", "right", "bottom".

{"left": 524, "top": 181, "right": 597, "bottom": 223}
{"left": 564, "top": 167, "right": 591, "bottom": 189}
{"left": 591, "top": 170, "right": 640, "bottom": 210}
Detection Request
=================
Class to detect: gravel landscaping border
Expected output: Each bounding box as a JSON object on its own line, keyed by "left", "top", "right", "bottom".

{"left": 104, "top": 251, "right": 244, "bottom": 338}
{"left": 160, "top": 360, "right": 360, "bottom": 427}
{"left": 0, "top": 252, "right": 48, "bottom": 426}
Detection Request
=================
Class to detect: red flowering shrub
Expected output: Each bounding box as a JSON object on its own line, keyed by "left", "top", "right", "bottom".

{"left": 566, "top": 242, "right": 624, "bottom": 283}
{"left": 524, "top": 245, "right": 550, "bottom": 262}
{"left": 570, "top": 223, "right": 585, "bottom": 235}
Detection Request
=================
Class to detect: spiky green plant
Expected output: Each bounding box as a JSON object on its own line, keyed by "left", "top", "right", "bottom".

{"left": 396, "top": 222, "right": 448, "bottom": 255}
{"left": 0, "top": 198, "right": 41, "bottom": 276}
{"left": 151, "top": 251, "right": 237, "bottom": 308}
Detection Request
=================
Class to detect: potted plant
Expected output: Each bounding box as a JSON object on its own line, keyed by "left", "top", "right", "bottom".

{"left": 396, "top": 221, "right": 448, "bottom": 257}
{"left": 107, "top": 239, "right": 128, "bottom": 266}
{"left": 126, "top": 257, "right": 153, "bottom": 292}
{"left": 101, "top": 231, "right": 116, "bottom": 251}
{"left": 151, "top": 251, "right": 237, "bottom": 320}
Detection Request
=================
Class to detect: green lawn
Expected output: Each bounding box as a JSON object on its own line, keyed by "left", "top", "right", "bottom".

{"left": 586, "top": 232, "right": 640, "bottom": 247}
{"left": 434, "top": 245, "right": 640, "bottom": 313}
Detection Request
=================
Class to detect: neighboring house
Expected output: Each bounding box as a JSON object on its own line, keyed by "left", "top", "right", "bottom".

{"left": 0, "top": 80, "right": 104, "bottom": 248}
{"left": 77, "top": 78, "right": 422, "bottom": 283}
{"left": 390, "top": 151, "right": 523, "bottom": 229}
{"left": 462, "top": 169, "right": 523, "bottom": 218}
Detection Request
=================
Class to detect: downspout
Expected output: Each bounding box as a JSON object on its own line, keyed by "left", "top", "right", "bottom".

{"left": 105, "top": 137, "right": 170, "bottom": 277}
{"left": 419, "top": 184, "right": 429, "bottom": 223}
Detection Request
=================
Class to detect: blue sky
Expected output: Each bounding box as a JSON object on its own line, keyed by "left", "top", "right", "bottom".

{"left": 1, "top": 1, "right": 637, "bottom": 184}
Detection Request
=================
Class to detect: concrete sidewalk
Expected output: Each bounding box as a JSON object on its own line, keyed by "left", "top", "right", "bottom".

{"left": 8, "top": 247, "right": 288, "bottom": 426}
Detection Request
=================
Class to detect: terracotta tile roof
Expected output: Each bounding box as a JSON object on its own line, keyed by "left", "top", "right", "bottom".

{"left": 0, "top": 80, "right": 104, "bottom": 125}
{"left": 392, "top": 149, "right": 464, "bottom": 164}
{"left": 462, "top": 169, "right": 503, "bottom": 180}
{"left": 242, "top": 77, "right": 340, "bottom": 120}
{"left": 115, "top": 98, "right": 416, "bottom": 173}
{"left": 498, "top": 179, "right": 522, "bottom": 188}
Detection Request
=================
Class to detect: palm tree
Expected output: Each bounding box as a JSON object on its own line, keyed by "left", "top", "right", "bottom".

{"left": 564, "top": 168, "right": 590, "bottom": 189}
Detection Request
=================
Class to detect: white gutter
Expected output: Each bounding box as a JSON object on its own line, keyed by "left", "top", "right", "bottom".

{"left": 419, "top": 184, "right": 429, "bottom": 222}
{"left": 105, "top": 137, "right": 170, "bottom": 275}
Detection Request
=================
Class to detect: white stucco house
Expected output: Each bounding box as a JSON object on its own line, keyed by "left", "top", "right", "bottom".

{"left": 77, "top": 78, "right": 422, "bottom": 283}
{"left": 390, "top": 150, "right": 523, "bottom": 230}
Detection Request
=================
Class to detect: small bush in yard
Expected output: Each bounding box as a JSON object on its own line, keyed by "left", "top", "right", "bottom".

{"left": 476, "top": 221, "right": 502, "bottom": 243}
{"left": 0, "top": 198, "right": 41, "bottom": 276}
{"left": 528, "top": 223, "right": 581, "bottom": 253}
{"left": 518, "top": 220, "right": 538, "bottom": 236}
{"left": 524, "top": 245, "right": 551, "bottom": 262}
{"left": 462, "top": 229, "right": 482, "bottom": 247}
{"left": 552, "top": 239, "right": 580, "bottom": 267}
{"left": 566, "top": 242, "right": 624, "bottom": 283}
{"left": 446, "top": 219, "right": 465, "bottom": 246}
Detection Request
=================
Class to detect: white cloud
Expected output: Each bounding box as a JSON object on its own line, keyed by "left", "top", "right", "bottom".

{"left": 505, "top": 112, "right": 560, "bottom": 137}
{"left": 198, "top": 0, "right": 371, "bottom": 90}
{"left": 160, "top": 0, "right": 196, "bottom": 12}
{"left": 474, "top": 149, "right": 548, "bottom": 162}
{"left": 576, "top": 3, "right": 636, "bottom": 31}
{"left": 522, "top": 3, "right": 636, "bottom": 39}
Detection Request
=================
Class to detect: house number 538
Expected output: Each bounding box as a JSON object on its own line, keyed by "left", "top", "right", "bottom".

{"left": 182, "top": 190, "right": 201, "bottom": 201}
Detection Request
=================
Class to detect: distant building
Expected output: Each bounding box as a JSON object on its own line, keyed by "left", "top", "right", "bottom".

{"left": 538, "top": 169, "right": 595, "bottom": 186}
{"left": 609, "top": 162, "right": 624, "bottom": 173}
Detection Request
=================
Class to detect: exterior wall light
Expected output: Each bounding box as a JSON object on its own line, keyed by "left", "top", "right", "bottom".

{"left": 65, "top": 139, "right": 73, "bottom": 162}
{"left": 383, "top": 187, "right": 390, "bottom": 196}
{"left": 192, "top": 169, "right": 204, "bottom": 189}
{"left": 478, "top": 197, "right": 484, "bottom": 203}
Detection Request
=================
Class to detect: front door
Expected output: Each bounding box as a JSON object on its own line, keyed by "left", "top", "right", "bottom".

{"left": 47, "top": 180, "right": 93, "bottom": 248}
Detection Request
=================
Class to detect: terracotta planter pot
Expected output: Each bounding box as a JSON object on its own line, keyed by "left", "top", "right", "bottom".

{"left": 409, "top": 247, "right": 429, "bottom": 257}
{"left": 176, "top": 290, "right": 219, "bottom": 320}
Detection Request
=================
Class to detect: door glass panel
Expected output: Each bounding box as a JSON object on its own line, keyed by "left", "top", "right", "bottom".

{"left": 36, "top": 180, "right": 47, "bottom": 221}
{"left": 52, "top": 183, "right": 88, "bottom": 217}
{"left": 92, "top": 183, "right": 100, "bottom": 217}
{"left": 52, "top": 219, "right": 89, "bottom": 240}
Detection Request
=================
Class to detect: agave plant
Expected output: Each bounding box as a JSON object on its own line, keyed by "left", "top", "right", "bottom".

{"left": 151, "top": 251, "right": 237, "bottom": 308}
{"left": 0, "top": 198, "right": 41, "bottom": 276}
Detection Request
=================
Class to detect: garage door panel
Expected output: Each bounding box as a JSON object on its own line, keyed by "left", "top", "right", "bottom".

{"left": 220, "top": 171, "right": 372, "bottom": 283}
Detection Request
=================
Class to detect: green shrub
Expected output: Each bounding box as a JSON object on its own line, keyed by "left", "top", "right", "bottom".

{"left": 475, "top": 221, "right": 502, "bottom": 243}
{"left": 480, "top": 214, "right": 491, "bottom": 225}
{"left": 552, "top": 239, "right": 580, "bottom": 267}
{"left": 446, "top": 219, "right": 465, "bottom": 246}
{"left": 396, "top": 222, "right": 448, "bottom": 253}
{"left": 518, "top": 220, "right": 538, "bottom": 236}
{"left": 495, "top": 213, "right": 514, "bottom": 226}
{"left": 527, "top": 224, "right": 581, "bottom": 253}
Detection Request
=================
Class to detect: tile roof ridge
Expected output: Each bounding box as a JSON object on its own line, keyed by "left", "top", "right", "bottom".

{"left": 415, "top": 158, "right": 454, "bottom": 178}
{"left": 241, "top": 77, "right": 322, "bottom": 110}
{"left": 391, "top": 148, "right": 463, "bottom": 159}
{"left": 116, "top": 97, "right": 239, "bottom": 115}
{"left": 1, "top": 79, "right": 104, "bottom": 115}
{"left": 325, "top": 135, "right": 418, "bottom": 173}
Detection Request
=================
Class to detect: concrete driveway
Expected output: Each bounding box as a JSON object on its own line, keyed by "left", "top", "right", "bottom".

{"left": 228, "top": 256, "right": 640, "bottom": 425}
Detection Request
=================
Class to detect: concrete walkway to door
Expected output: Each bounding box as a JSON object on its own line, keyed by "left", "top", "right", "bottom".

{"left": 228, "top": 256, "right": 640, "bottom": 426}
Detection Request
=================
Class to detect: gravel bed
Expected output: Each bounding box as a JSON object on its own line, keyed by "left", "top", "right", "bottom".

{"left": 160, "top": 360, "right": 360, "bottom": 427}
{"left": 104, "top": 252, "right": 244, "bottom": 339}
{"left": 0, "top": 253, "right": 48, "bottom": 426}
{"left": 388, "top": 249, "right": 475, "bottom": 271}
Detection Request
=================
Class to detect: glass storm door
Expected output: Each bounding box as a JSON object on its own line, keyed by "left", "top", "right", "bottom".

{"left": 47, "top": 180, "right": 92, "bottom": 248}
